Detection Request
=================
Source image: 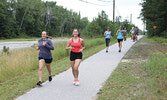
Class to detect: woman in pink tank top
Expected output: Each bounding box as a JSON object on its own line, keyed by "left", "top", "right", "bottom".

{"left": 65, "top": 29, "right": 85, "bottom": 86}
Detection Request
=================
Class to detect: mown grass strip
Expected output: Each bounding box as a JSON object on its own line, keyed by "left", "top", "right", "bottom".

{"left": 98, "top": 37, "right": 167, "bottom": 100}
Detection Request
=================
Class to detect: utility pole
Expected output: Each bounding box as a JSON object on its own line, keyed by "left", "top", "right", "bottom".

{"left": 130, "top": 14, "right": 132, "bottom": 24}
{"left": 70, "top": 14, "right": 72, "bottom": 33}
{"left": 143, "top": 20, "right": 146, "bottom": 35}
{"left": 113, "top": 0, "right": 115, "bottom": 23}
{"left": 113, "top": 0, "right": 115, "bottom": 33}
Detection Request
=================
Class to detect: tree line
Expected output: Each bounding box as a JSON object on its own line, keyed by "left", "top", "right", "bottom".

{"left": 0, "top": 0, "right": 135, "bottom": 39}
{"left": 140, "top": 0, "right": 167, "bottom": 37}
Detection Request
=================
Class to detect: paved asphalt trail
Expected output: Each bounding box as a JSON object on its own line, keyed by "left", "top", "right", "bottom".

{"left": 16, "top": 36, "right": 143, "bottom": 100}
{"left": 0, "top": 38, "right": 68, "bottom": 51}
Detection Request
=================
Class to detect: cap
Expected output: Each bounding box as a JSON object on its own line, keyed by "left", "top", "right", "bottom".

{"left": 107, "top": 27, "right": 110, "bottom": 29}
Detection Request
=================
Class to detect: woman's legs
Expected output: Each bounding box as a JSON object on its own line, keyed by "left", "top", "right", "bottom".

{"left": 106, "top": 46, "right": 109, "bottom": 52}
{"left": 72, "top": 59, "right": 81, "bottom": 79}
{"left": 46, "top": 63, "right": 52, "bottom": 76}
{"left": 38, "top": 59, "right": 45, "bottom": 82}
{"left": 46, "top": 63, "right": 52, "bottom": 82}
{"left": 118, "top": 41, "right": 122, "bottom": 52}
{"left": 124, "top": 35, "right": 126, "bottom": 41}
{"left": 71, "top": 61, "right": 75, "bottom": 78}
{"left": 119, "top": 41, "right": 122, "bottom": 50}
{"left": 133, "top": 35, "right": 135, "bottom": 42}
{"left": 105, "top": 39, "right": 110, "bottom": 52}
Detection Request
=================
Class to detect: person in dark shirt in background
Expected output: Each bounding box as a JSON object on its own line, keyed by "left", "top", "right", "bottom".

{"left": 134, "top": 26, "right": 139, "bottom": 41}
{"left": 123, "top": 27, "right": 127, "bottom": 41}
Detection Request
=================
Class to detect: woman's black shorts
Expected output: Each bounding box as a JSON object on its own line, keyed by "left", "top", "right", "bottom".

{"left": 117, "top": 39, "right": 123, "bottom": 43}
{"left": 105, "top": 38, "right": 110, "bottom": 47}
{"left": 39, "top": 57, "right": 53, "bottom": 64}
{"left": 70, "top": 51, "right": 82, "bottom": 61}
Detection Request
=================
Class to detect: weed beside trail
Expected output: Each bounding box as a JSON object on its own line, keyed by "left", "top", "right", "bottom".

{"left": 142, "top": 53, "right": 167, "bottom": 96}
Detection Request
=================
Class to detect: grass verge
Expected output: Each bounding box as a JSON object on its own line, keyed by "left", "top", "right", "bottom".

{"left": 0, "top": 37, "right": 39, "bottom": 42}
{"left": 0, "top": 38, "right": 116, "bottom": 100}
{"left": 97, "top": 37, "right": 167, "bottom": 100}
{"left": 0, "top": 37, "right": 68, "bottom": 42}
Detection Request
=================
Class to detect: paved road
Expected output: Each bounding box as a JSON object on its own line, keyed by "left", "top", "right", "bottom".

{"left": 0, "top": 38, "right": 68, "bottom": 51}
{"left": 16, "top": 36, "right": 143, "bottom": 100}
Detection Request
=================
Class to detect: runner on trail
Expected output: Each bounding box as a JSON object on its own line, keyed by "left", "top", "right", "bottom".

{"left": 104, "top": 27, "right": 112, "bottom": 53}
{"left": 36, "top": 31, "right": 54, "bottom": 86}
{"left": 116, "top": 26, "right": 124, "bottom": 52}
{"left": 65, "top": 29, "right": 85, "bottom": 86}
{"left": 123, "top": 27, "right": 127, "bottom": 41}
{"left": 130, "top": 27, "right": 135, "bottom": 42}
{"left": 134, "top": 26, "right": 139, "bottom": 41}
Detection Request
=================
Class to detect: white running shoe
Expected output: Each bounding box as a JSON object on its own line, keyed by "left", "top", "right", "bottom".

{"left": 75, "top": 81, "right": 79, "bottom": 86}
{"left": 73, "top": 81, "right": 76, "bottom": 85}
{"left": 73, "top": 79, "right": 79, "bottom": 86}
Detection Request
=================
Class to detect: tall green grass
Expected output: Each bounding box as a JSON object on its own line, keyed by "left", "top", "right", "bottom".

{"left": 0, "top": 48, "right": 38, "bottom": 82}
{"left": 147, "top": 37, "right": 167, "bottom": 43}
{"left": 0, "top": 38, "right": 105, "bottom": 82}
{"left": 98, "top": 37, "right": 167, "bottom": 100}
{"left": 142, "top": 52, "right": 167, "bottom": 94}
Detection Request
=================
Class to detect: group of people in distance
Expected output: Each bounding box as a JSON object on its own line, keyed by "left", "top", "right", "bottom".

{"left": 36, "top": 26, "right": 138, "bottom": 86}
{"left": 130, "top": 26, "right": 139, "bottom": 42}
{"left": 104, "top": 26, "right": 139, "bottom": 53}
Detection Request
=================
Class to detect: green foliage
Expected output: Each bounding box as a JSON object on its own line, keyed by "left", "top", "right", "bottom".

{"left": 3, "top": 46, "right": 9, "bottom": 54}
{"left": 0, "top": 0, "right": 89, "bottom": 38}
{"left": 140, "top": 0, "right": 167, "bottom": 37}
{"left": 83, "top": 11, "right": 110, "bottom": 36}
{"left": 0, "top": 0, "right": 135, "bottom": 39}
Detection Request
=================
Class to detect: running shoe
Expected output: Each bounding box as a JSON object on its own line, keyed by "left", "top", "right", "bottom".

{"left": 73, "top": 79, "right": 79, "bottom": 86}
{"left": 75, "top": 81, "right": 80, "bottom": 86}
{"left": 49, "top": 75, "right": 52, "bottom": 82}
{"left": 36, "top": 81, "right": 42, "bottom": 86}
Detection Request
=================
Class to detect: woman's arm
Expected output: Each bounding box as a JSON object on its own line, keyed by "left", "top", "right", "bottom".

{"left": 36, "top": 46, "right": 40, "bottom": 50}
{"left": 45, "top": 40, "right": 54, "bottom": 50}
{"left": 110, "top": 35, "right": 113, "bottom": 39}
{"left": 116, "top": 30, "right": 119, "bottom": 35}
{"left": 65, "top": 39, "right": 71, "bottom": 50}
{"left": 80, "top": 38, "right": 85, "bottom": 52}
{"left": 36, "top": 40, "right": 40, "bottom": 50}
{"left": 104, "top": 33, "right": 106, "bottom": 36}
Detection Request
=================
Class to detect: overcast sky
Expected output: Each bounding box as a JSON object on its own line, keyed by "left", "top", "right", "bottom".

{"left": 45, "top": 0, "right": 144, "bottom": 30}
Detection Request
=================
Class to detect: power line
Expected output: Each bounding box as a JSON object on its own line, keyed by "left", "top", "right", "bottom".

{"left": 97, "top": 0, "right": 112, "bottom": 3}
{"left": 79, "top": 0, "right": 112, "bottom": 6}
{"left": 115, "top": 6, "right": 122, "bottom": 17}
